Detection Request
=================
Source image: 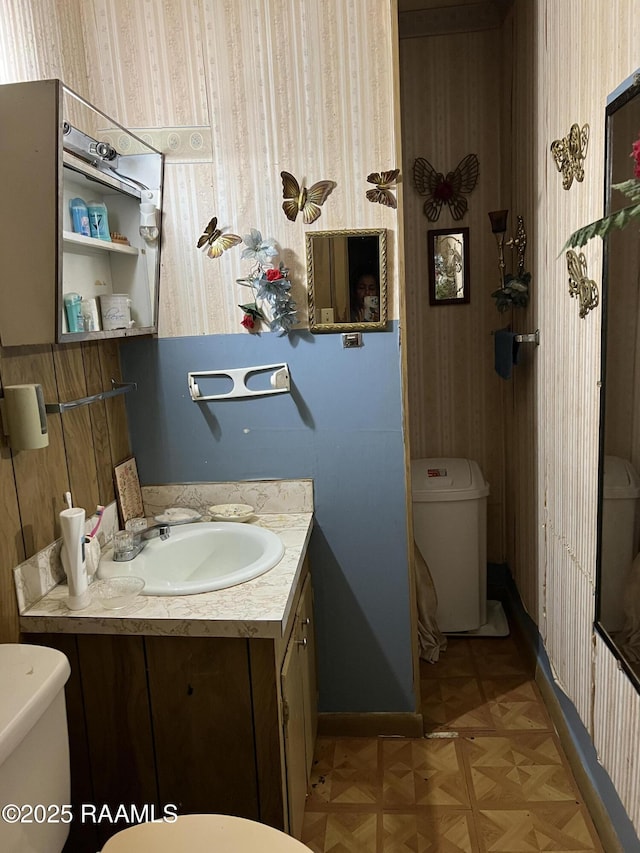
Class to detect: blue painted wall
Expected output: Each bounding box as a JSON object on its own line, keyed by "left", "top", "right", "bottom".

{"left": 120, "top": 323, "right": 415, "bottom": 712}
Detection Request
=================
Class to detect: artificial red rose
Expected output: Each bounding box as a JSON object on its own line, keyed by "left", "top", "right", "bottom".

{"left": 241, "top": 313, "right": 255, "bottom": 330}
{"left": 265, "top": 268, "right": 283, "bottom": 281}
{"left": 632, "top": 134, "right": 640, "bottom": 179}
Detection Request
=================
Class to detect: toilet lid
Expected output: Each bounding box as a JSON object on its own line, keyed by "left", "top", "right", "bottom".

{"left": 101, "top": 814, "right": 310, "bottom": 852}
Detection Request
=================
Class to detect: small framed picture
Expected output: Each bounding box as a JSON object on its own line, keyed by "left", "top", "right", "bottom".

{"left": 427, "top": 227, "right": 470, "bottom": 306}
{"left": 113, "top": 457, "right": 144, "bottom": 525}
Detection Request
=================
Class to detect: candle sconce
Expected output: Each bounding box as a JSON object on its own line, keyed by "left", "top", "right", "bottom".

{"left": 488, "top": 210, "right": 530, "bottom": 313}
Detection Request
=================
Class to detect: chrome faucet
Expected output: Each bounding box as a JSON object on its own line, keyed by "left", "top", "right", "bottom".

{"left": 112, "top": 523, "right": 170, "bottom": 562}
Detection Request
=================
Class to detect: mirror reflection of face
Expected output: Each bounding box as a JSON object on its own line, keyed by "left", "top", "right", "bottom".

{"left": 356, "top": 274, "right": 378, "bottom": 298}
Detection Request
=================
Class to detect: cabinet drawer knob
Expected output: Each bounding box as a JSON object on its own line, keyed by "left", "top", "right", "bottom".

{"left": 297, "top": 637, "right": 308, "bottom": 647}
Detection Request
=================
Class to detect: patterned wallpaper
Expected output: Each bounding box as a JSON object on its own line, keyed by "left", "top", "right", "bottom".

{"left": 3, "top": 0, "right": 640, "bottom": 834}
{"left": 79, "top": 0, "right": 402, "bottom": 337}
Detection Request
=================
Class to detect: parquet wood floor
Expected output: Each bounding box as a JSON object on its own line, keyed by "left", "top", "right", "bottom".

{"left": 301, "top": 632, "right": 603, "bottom": 852}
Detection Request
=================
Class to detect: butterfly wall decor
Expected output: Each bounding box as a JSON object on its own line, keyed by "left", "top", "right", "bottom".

{"left": 366, "top": 169, "right": 400, "bottom": 208}
{"left": 280, "top": 171, "right": 336, "bottom": 224}
{"left": 196, "top": 216, "right": 242, "bottom": 258}
{"left": 550, "top": 123, "right": 589, "bottom": 190}
{"left": 566, "top": 248, "right": 599, "bottom": 318}
{"left": 412, "top": 154, "right": 479, "bottom": 222}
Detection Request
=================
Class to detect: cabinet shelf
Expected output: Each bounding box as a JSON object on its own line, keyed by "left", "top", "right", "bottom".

{"left": 59, "top": 325, "right": 155, "bottom": 343}
{"left": 63, "top": 231, "right": 139, "bottom": 255}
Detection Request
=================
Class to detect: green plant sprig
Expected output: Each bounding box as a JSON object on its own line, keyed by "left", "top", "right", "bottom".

{"left": 562, "top": 179, "right": 640, "bottom": 252}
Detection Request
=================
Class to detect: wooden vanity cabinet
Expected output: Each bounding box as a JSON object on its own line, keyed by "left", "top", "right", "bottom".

{"left": 30, "top": 566, "right": 317, "bottom": 850}
{"left": 0, "top": 78, "right": 163, "bottom": 346}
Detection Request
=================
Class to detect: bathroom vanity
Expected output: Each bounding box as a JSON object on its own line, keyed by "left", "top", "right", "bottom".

{"left": 17, "top": 511, "right": 315, "bottom": 850}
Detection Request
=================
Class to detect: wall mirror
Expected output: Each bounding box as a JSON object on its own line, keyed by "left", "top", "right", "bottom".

{"left": 306, "top": 228, "right": 387, "bottom": 332}
{"left": 596, "top": 69, "right": 640, "bottom": 692}
{"left": 427, "top": 227, "right": 470, "bottom": 305}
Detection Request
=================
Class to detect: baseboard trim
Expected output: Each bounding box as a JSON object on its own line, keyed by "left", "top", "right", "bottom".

{"left": 532, "top": 668, "right": 623, "bottom": 853}
{"left": 318, "top": 711, "right": 423, "bottom": 738}
{"left": 502, "top": 573, "right": 638, "bottom": 853}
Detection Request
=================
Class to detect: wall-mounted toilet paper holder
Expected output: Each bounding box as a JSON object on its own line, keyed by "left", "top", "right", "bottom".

{"left": 188, "top": 363, "right": 291, "bottom": 401}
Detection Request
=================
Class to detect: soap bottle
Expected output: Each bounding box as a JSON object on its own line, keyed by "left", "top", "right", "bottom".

{"left": 87, "top": 201, "right": 112, "bottom": 242}
{"left": 60, "top": 506, "right": 90, "bottom": 610}
{"left": 69, "top": 197, "right": 91, "bottom": 236}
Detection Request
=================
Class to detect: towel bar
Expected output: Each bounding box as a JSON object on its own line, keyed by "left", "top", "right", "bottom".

{"left": 491, "top": 329, "right": 540, "bottom": 345}
{"left": 515, "top": 330, "right": 540, "bottom": 345}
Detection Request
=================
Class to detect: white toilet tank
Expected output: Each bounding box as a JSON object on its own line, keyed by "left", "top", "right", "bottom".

{"left": 0, "top": 644, "right": 71, "bottom": 853}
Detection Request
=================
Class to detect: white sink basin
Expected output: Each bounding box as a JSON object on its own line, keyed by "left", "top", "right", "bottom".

{"left": 97, "top": 522, "right": 285, "bottom": 595}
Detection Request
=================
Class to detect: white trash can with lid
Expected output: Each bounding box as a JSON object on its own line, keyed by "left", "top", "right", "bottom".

{"left": 411, "top": 458, "right": 490, "bottom": 633}
{"left": 600, "top": 455, "right": 640, "bottom": 631}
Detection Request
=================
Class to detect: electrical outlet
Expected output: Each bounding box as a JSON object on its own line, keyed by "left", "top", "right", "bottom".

{"left": 342, "top": 332, "right": 363, "bottom": 348}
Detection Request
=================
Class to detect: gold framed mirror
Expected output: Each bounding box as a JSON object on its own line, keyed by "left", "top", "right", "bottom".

{"left": 306, "top": 228, "right": 387, "bottom": 333}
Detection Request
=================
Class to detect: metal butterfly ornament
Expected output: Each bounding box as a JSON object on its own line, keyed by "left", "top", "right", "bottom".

{"left": 366, "top": 169, "right": 400, "bottom": 208}
{"left": 566, "top": 248, "right": 599, "bottom": 318}
{"left": 280, "top": 171, "right": 336, "bottom": 224}
{"left": 412, "top": 154, "right": 479, "bottom": 221}
{"left": 550, "top": 123, "right": 589, "bottom": 190}
{"left": 196, "top": 216, "right": 242, "bottom": 258}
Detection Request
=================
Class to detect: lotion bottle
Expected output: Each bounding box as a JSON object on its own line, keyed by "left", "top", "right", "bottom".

{"left": 60, "top": 507, "right": 90, "bottom": 610}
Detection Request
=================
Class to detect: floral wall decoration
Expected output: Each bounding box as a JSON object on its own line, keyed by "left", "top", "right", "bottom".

{"left": 365, "top": 169, "right": 400, "bottom": 208}
{"left": 412, "top": 153, "right": 479, "bottom": 221}
{"left": 550, "top": 123, "right": 590, "bottom": 190}
{"left": 236, "top": 230, "right": 297, "bottom": 335}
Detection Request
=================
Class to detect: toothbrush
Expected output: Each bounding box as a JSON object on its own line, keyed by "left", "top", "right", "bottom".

{"left": 89, "top": 505, "right": 105, "bottom": 538}
{"left": 64, "top": 491, "right": 73, "bottom": 510}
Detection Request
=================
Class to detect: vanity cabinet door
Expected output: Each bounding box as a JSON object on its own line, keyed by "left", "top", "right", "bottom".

{"left": 76, "top": 634, "right": 158, "bottom": 849}
{"left": 281, "top": 574, "right": 317, "bottom": 838}
{"left": 145, "top": 636, "right": 259, "bottom": 819}
{"left": 299, "top": 576, "right": 318, "bottom": 773}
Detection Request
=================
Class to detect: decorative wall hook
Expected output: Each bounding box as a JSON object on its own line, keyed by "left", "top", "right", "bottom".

{"left": 566, "top": 249, "right": 599, "bottom": 317}
{"left": 550, "top": 123, "right": 589, "bottom": 190}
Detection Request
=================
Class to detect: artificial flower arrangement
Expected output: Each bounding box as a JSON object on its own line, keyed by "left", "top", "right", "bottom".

{"left": 491, "top": 271, "right": 531, "bottom": 313}
{"left": 236, "top": 229, "right": 297, "bottom": 335}
{"left": 564, "top": 130, "right": 640, "bottom": 250}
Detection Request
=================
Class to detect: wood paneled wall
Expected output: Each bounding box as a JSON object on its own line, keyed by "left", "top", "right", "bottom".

{"left": 0, "top": 0, "right": 131, "bottom": 645}
{"left": 0, "top": 342, "right": 130, "bottom": 642}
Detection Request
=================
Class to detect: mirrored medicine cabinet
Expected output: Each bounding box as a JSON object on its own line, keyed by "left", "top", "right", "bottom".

{"left": 306, "top": 228, "right": 388, "bottom": 332}
{"left": 0, "top": 78, "right": 164, "bottom": 346}
{"left": 596, "top": 69, "right": 640, "bottom": 692}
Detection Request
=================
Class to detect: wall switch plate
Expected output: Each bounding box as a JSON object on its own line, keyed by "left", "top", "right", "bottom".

{"left": 320, "top": 308, "right": 335, "bottom": 324}
{"left": 342, "top": 332, "right": 363, "bottom": 348}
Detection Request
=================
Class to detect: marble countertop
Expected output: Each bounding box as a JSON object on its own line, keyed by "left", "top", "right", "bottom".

{"left": 18, "top": 513, "right": 313, "bottom": 640}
